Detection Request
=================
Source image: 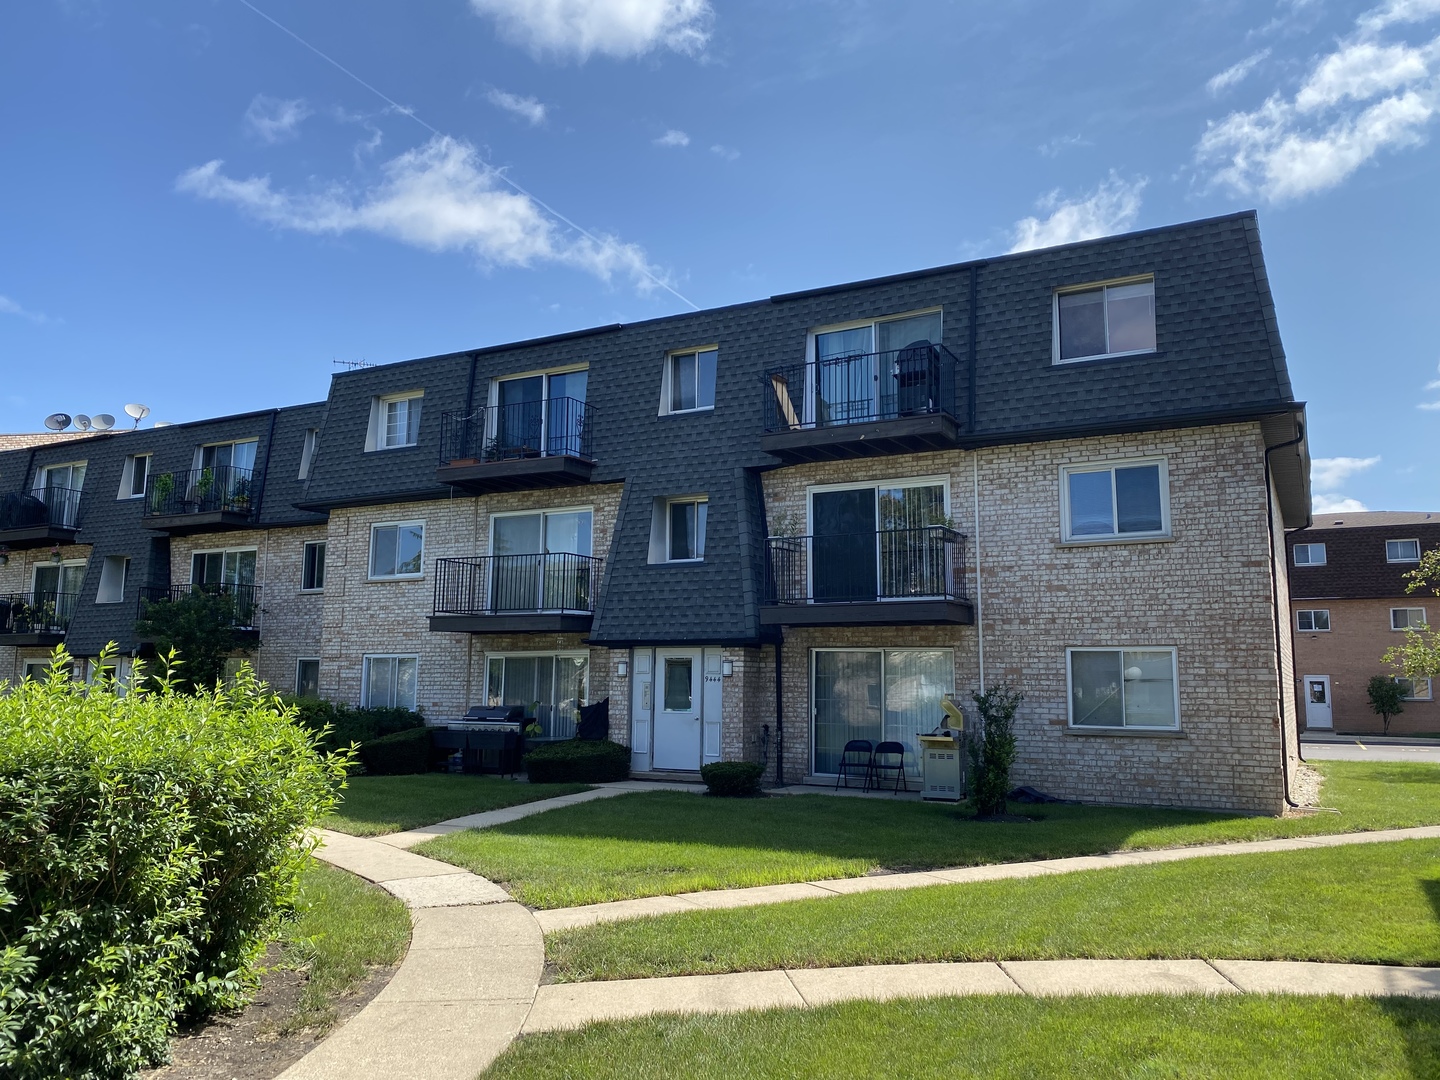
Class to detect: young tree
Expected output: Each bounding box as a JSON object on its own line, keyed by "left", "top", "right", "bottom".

{"left": 134, "top": 590, "right": 257, "bottom": 693}
{"left": 1382, "top": 548, "right": 1440, "bottom": 690}
{"left": 1366, "top": 675, "right": 1406, "bottom": 736}
{"left": 967, "top": 683, "right": 1022, "bottom": 817}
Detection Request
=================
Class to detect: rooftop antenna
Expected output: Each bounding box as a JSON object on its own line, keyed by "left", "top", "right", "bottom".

{"left": 43, "top": 412, "right": 71, "bottom": 431}
{"left": 124, "top": 403, "right": 151, "bottom": 429}
{"left": 332, "top": 358, "right": 375, "bottom": 370}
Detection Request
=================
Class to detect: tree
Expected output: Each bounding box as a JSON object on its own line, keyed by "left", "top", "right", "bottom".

{"left": 1366, "top": 675, "right": 1406, "bottom": 736}
{"left": 134, "top": 589, "right": 257, "bottom": 693}
{"left": 1382, "top": 547, "right": 1440, "bottom": 691}
{"left": 967, "top": 683, "right": 1022, "bottom": 817}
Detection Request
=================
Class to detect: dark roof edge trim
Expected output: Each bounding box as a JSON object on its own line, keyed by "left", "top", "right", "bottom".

{"left": 583, "top": 634, "right": 779, "bottom": 648}
{"left": 952, "top": 400, "right": 1303, "bottom": 450}
{"left": 331, "top": 325, "right": 626, "bottom": 379}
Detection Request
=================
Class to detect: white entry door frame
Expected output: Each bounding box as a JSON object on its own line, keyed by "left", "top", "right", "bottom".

{"left": 631, "top": 646, "right": 724, "bottom": 773}
{"left": 1303, "top": 675, "right": 1333, "bottom": 730}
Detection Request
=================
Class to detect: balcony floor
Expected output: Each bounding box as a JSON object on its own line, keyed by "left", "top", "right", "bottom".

{"left": 761, "top": 413, "right": 961, "bottom": 463}
{"left": 429, "top": 612, "right": 595, "bottom": 634}
{"left": 0, "top": 524, "right": 80, "bottom": 549}
{"left": 0, "top": 631, "right": 67, "bottom": 647}
{"left": 760, "top": 598, "right": 974, "bottom": 627}
{"left": 143, "top": 509, "right": 256, "bottom": 536}
{"left": 436, "top": 455, "right": 594, "bottom": 494}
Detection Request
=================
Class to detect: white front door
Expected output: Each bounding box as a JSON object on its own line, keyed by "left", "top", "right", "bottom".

{"left": 1304, "top": 675, "right": 1333, "bottom": 729}
{"left": 652, "top": 649, "right": 702, "bottom": 771}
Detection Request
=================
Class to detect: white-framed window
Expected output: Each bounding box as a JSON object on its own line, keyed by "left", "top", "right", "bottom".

{"left": 666, "top": 498, "right": 708, "bottom": 561}
{"left": 369, "top": 522, "right": 424, "bottom": 579}
{"left": 1054, "top": 277, "right": 1156, "bottom": 363}
{"left": 484, "top": 651, "right": 590, "bottom": 739}
{"left": 490, "top": 508, "right": 594, "bottom": 611}
{"left": 489, "top": 368, "right": 588, "bottom": 459}
{"left": 1392, "top": 607, "right": 1428, "bottom": 631}
{"left": 1068, "top": 646, "right": 1180, "bottom": 730}
{"left": 198, "top": 439, "right": 258, "bottom": 474}
{"left": 34, "top": 461, "right": 87, "bottom": 528}
{"left": 84, "top": 656, "right": 134, "bottom": 695}
{"left": 295, "top": 658, "right": 320, "bottom": 699}
{"left": 23, "top": 657, "right": 74, "bottom": 682}
{"left": 1396, "top": 676, "right": 1433, "bottom": 701}
{"left": 811, "top": 648, "right": 954, "bottom": 776}
{"left": 302, "top": 541, "right": 327, "bottom": 591}
{"left": 30, "top": 560, "right": 86, "bottom": 629}
{"left": 661, "top": 347, "right": 718, "bottom": 414}
{"left": 367, "top": 391, "right": 423, "bottom": 451}
{"left": 1060, "top": 459, "right": 1169, "bottom": 542}
{"left": 362, "top": 655, "right": 418, "bottom": 711}
{"left": 805, "top": 309, "right": 944, "bottom": 426}
{"left": 1296, "top": 609, "right": 1331, "bottom": 632}
{"left": 1293, "top": 543, "right": 1326, "bottom": 566}
{"left": 801, "top": 477, "right": 953, "bottom": 602}
{"left": 118, "top": 454, "right": 150, "bottom": 499}
{"left": 1387, "top": 539, "right": 1421, "bottom": 563}
{"left": 96, "top": 556, "right": 130, "bottom": 604}
{"left": 298, "top": 429, "right": 319, "bottom": 479}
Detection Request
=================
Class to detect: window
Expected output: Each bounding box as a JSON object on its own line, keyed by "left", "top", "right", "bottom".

{"left": 812, "top": 648, "right": 954, "bottom": 776}
{"left": 119, "top": 454, "right": 150, "bottom": 499}
{"left": 1061, "top": 460, "right": 1168, "bottom": 542}
{"left": 302, "top": 541, "right": 327, "bottom": 591}
{"left": 295, "top": 658, "right": 320, "bottom": 699}
{"left": 808, "top": 310, "right": 943, "bottom": 426}
{"left": 370, "top": 522, "right": 424, "bottom": 579}
{"left": 23, "top": 657, "right": 73, "bottom": 682}
{"left": 31, "top": 561, "right": 85, "bottom": 630}
{"left": 667, "top": 498, "right": 708, "bottom": 561}
{"left": 1396, "top": 676, "right": 1433, "bottom": 701}
{"left": 298, "top": 429, "right": 319, "bottom": 479}
{"left": 1392, "top": 607, "right": 1428, "bottom": 631}
{"left": 1068, "top": 647, "right": 1179, "bottom": 730}
{"left": 489, "top": 370, "right": 588, "bottom": 459}
{"left": 1387, "top": 539, "right": 1421, "bottom": 563}
{"left": 804, "top": 478, "right": 953, "bottom": 603}
{"left": 1054, "top": 278, "right": 1156, "bottom": 363}
{"left": 1293, "top": 543, "right": 1326, "bottom": 566}
{"left": 35, "top": 461, "right": 86, "bottom": 527}
{"left": 663, "top": 347, "right": 717, "bottom": 413}
{"left": 199, "top": 440, "right": 258, "bottom": 474}
{"left": 368, "top": 392, "right": 423, "bottom": 451}
{"left": 363, "top": 655, "right": 418, "bottom": 711}
{"left": 1296, "top": 609, "right": 1331, "bottom": 632}
{"left": 191, "top": 548, "right": 259, "bottom": 625}
{"left": 96, "top": 556, "right": 130, "bottom": 604}
{"left": 490, "top": 509, "right": 593, "bottom": 610}
{"left": 486, "top": 652, "right": 589, "bottom": 739}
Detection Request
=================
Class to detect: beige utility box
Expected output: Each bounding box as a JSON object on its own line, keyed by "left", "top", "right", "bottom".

{"left": 919, "top": 732, "right": 963, "bottom": 802}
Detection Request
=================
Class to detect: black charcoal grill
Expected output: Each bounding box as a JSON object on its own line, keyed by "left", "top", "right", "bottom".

{"left": 432, "top": 706, "right": 528, "bottom": 776}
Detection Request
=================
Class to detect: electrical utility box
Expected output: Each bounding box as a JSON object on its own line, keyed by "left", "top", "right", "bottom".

{"left": 919, "top": 732, "right": 963, "bottom": 802}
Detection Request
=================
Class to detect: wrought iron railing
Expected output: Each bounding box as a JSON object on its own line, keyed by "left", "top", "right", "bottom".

{"left": 765, "top": 527, "right": 966, "bottom": 605}
{"left": 433, "top": 554, "right": 601, "bottom": 615}
{"left": 0, "top": 486, "right": 84, "bottom": 532}
{"left": 139, "top": 583, "right": 262, "bottom": 630}
{"left": 144, "top": 467, "right": 259, "bottom": 519}
{"left": 0, "top": 591, "right": 78, "bottom": 635}
{"left": 438, "top": 397, "right": 594, "bottom": 466}
{"left": 762, "top": 344, "right": 962, "bottom": 433}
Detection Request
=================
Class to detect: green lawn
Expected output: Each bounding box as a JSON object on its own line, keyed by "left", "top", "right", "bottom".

{"left": 277, "top": 859, "right": 412, "bottom": 1033}
{"left": 483, "top": 995, "right": 1440, "bottom": 1080}
{"left": 417, "top": 761, "right": 1440, "bottom": 908}
{"left": 546, "top": 839, "right": 1440, "bottom": 981}
{"left": 320, "top": 774, "right": 592, "bottom": 836}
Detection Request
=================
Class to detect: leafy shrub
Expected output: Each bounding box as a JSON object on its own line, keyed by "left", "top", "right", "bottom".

{"left": 0, "top": 649, "right": 347, "bottom": 1080}
{"left": 280, "top": 696, "right": 424, "bottom": 757}
{"left": 133, "top": 590, "right": 258, "bottom": 692}
{"left": 967, "top": 684, "right": 1022, "bottom": 817}
{"left": 524, "top": 739, "right": 629, "bottom": 783}
{"left": 356, "top": 727, "right": 433, "bottom": 775}
{"left": 701, "top": 761, "right": 765, "bottom": 797}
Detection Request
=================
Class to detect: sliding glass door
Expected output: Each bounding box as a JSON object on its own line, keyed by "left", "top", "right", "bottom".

{"left": 812, "top": 649, "right": 954, "bottom": 776}
{"left": 490, "top": 509, "right": 593, "bottom": 612}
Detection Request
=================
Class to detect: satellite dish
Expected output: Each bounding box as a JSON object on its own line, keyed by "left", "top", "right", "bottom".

{"left": 44, "top": 413, "right": 71, "bottom": 431}
{"left": 124, "top": 403, "right": 151, "bottom": 429}
{"left": 92, "top": 414, "right": 116, "bottom": 431}
{"left": 153, "top": 421, "right": 173, "bottom": 428}
{"left": 73, "top": 414, "right": 92, "bottom": 431}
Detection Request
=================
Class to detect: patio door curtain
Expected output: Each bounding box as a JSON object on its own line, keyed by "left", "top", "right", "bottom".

{"left": 812, "top": 649, "right": 953, "bottom": 777}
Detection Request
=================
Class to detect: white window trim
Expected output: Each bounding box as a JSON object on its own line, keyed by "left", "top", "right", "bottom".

{"left": 1059, "top": 458, "right": 1171, "bottom": 544}
{"left": 189, "top": 546, "right": 259, "bottom": 582}
{"left": 800, "top": 308, "right": 944, "bottom": 426}
{"left": 1293, "top": 543, "right": 1327, "bottom": 567}
{"left": 192, "top": 439, "right": 259, "bottom": 473}
{"left": 295, "top": 657, "right": 321, "bottom": 696}
{"left": 1397, "top": 675, "right": 1434, "bottom": 701}
{"left": 298, "top": 429, "right": 319, "bottom": 480}
{"left": 665, "top": 497, "right": 709, "bottom": 563}
{"left": 117, "top": 454, "right": 151, "bottom": 500}
{"left": 1066, "top": 646, "right": 1181, "bottom": 731}
{"left": 659, "top": 345, "right": 719, "bottom": 416}
{"left": 366, "top": 391, "right": 424, "bottom": 452}
{"left": 1391, "top": 607, "right": 1428, "bottom": 631}
{"left": 1386, "top": 539, "right": 1421, "bottom": 564}
{"left": 361, "top": 654, "right": 419, "bottom": 710}
{"left": 1296, "top": 609, "right": 1331, "bottom": 633}
{"left": 301, "top": 540, "right": 327, "bottom": 593}
{"left": 1051, "top": 275, "right": 1157, "bottom": 365}
{"left": 368, "top": 520, "right": 426, "bottom": 581}
{"left": 96, "top": 555, "right": 130, "bottom": 605}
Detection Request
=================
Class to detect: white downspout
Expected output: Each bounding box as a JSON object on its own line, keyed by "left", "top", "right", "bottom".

{"left": 972, "top": 451, "right": 985, "bottom": 693}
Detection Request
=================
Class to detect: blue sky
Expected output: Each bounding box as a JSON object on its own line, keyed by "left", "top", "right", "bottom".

{"left": 2, "top": 0, "right": 1438, "bottom": 514}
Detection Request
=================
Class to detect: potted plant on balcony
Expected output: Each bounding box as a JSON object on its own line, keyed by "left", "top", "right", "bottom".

{"left": 192, "top": 468, "right": 216, "bottom": 509}
{"left": 230, "top": 476, "right": 253, "bottom": 514}
{"left": 151, "top": 471, "right": 174, "bottom": 511}
{"left": 48, "top": 544, "right": 63, "bottom": 564}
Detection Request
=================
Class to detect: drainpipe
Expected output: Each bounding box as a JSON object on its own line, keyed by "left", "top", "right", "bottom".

{"left": 972, "top": 452, "right": 985, "bottom": 694}
{"left": 1264, "top": 419, "right": 1307, "bottom": 808}
{"left": 773, "top": 637, "right": 784, "bottom": 787}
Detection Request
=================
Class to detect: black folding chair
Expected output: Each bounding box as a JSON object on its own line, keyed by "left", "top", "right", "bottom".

{"left": 869, "top": 741, "right": 909, "bottom": 793}
{"left": 835, "top": 739, "right": 874, "bottom": 790}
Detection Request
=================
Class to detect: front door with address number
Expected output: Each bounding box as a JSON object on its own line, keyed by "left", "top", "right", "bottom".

{"left": 651, "top": 648, "right": 703, "bottom": 771}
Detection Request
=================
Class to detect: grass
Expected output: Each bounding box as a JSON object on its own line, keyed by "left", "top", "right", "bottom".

{"left": 483, "top": 995, "right": 1440, "bottom": 1080}
{"left": 417, "top": 760, "right": 1440, "bottom": 908}
{"left": 320, "top": 774, "right": 592, "bottom": 836}
{"left": 546, "top": 839, "right": 1440, "bottom": 981}
{"left": 276, "top": 859, "right": 412, "bottom": 1033}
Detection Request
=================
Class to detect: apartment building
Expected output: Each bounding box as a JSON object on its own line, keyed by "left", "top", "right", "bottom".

{"left": 0, "top": 211, "right": 1311, "bottom": 813}
{"left": 1288, "top": 511, "right": 1440, "bottom": 735}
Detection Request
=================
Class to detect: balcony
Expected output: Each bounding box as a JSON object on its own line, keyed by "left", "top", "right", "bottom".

{"left": 429, "top": 553, "right": 601, "bottom": 634}
{"left": 138, "top": 583, "right": 262, "bottom": 641}
{"left": 143, "top": 467, "right": 260, "bottom": 535}
{"left": 0, "top": 591, "right": 77, "bottom": 646}
{"left": 0, "top": 486, "right": 84, "bottom": 548}
{"left": 761, "top": 344, "right": 964, "bottom": 462}
{"left": 762, "top": 526, "right": 973, "bottom": 626}
{"left": 436, "top": 398, "right": 595, "bottom": 493}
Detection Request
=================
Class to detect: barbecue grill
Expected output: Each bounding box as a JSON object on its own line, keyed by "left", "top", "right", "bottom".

{"left": 431, "top": 706, "right": 528, "bottom": 776}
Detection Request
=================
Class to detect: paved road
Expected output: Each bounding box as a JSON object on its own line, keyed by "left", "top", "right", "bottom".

{"left": 1301, "top": 740, "right": 1440, "bottom": 763}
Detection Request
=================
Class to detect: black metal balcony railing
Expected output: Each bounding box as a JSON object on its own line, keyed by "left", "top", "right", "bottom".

{"left": 139, "top": 583, "right": 262, "bottom": 630}
{"left": 763, "top": 345, "right": 961, "bottom": 434}
{"left": 0, "top": 486, "right": 84, "bottom": 532}
{"left": 439, "top": 397, "right": 594, "bottom": 467}
{"left": 0, "top": 591, "right": 78, "bottom": 636}
{"left": 434, "top": 554, "right": 601, "bottom": 615}
{"left": 766, "top": 527, "right": 967, "bottom": 605}
{"left": 144, "top": 467, "right": 259, "bottom": 519}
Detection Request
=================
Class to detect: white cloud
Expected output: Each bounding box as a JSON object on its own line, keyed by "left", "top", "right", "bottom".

{"left": 1311, "top": 455, "right": 1381, "bottom": 489}
{"left": 468, "top": 0, "right": 712, "bottom": 60}
{"left": 1360, "top": 0, "right": 1440, "bottom": 33}
{"left": 486, "top": 89, "right": 547, "bottom": 126}
{"left": 1007, "top": 172, "right": 1147, "bottom": 253}
{"left": 176, "top": 135, "right": 666, "bottom": 292}
{"left": 1418, "top": 399, "right": 1440, "bottom": 409}
{"left": 709, "top": 143, "right": 739, "bottom": 161}
{"left": 1313, "top": 494, "right": 1370, "bottom": 513}
{"left": 1207, "top": 49, "right": 1271, "bottom": 95}
{"left": 244, "top": 95, "right": 311, "bottom": 144}
{"left": 654, "top": 129, "right": 690, "bottom": 147}
{"left": 0, "top": 295, "right": 50, "bottom": 324}
{"left": 1038, "top": 133, "right": 1090, "bottom": 157}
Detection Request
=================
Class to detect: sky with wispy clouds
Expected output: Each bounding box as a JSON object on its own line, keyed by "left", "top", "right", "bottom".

{"left": 2, "top": 0, "right": 1438, "bottom": 513}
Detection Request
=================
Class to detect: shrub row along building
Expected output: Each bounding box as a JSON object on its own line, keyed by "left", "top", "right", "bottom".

{"left": 0, "top": 212, "right": 1312, "bottom": 813}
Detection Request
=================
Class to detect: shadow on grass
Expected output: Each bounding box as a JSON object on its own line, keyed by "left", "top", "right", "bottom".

{"left": 1377, "top": 997, "right": 1440, "bottom": 1079}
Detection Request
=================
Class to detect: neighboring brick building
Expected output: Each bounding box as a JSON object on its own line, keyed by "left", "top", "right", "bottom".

{"left": 1287, "top": 511, "right": 1440, "bottom": 735}
{"left": 0, "top": 211, "right": 1312, "bottom": 813}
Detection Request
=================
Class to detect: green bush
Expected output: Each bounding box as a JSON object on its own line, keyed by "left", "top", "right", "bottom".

{"left": 356, "top": 727, "right": 433, "bottom": 776}
{"left": 700, "top": 761, "right": 765, "bottom": 797}
{"left": 524, "top": 739, "right": 629, "bottom": 783}
{"left": 968, "top": 684, "right": 1022, "bottom": 817}
{"left": 280, "top": 696, "right": 424, "bottom": 756}
{"left": 0, "top": 649, "right": 347, "bottom": 1080}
